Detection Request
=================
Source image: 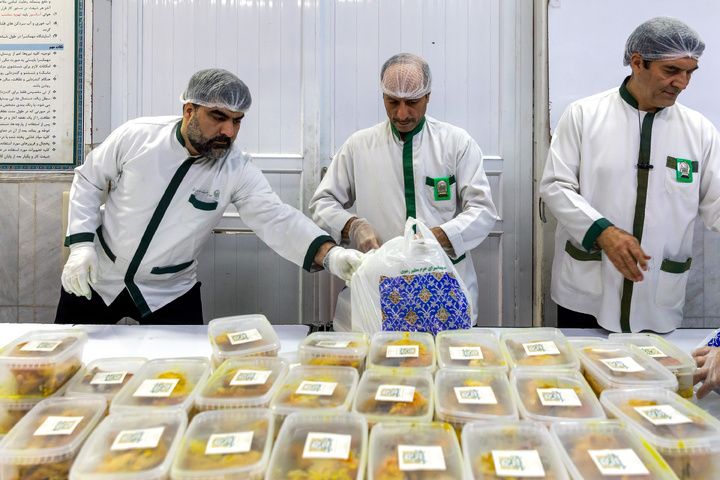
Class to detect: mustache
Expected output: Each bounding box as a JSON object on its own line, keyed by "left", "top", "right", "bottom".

{"left": 209, "top": 135, "right": 231, "bottom": 146}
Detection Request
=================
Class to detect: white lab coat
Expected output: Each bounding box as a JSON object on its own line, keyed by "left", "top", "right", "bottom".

{"left": 310, "top": 116, "right": 498, "bottom": 321}
{"left": 540, "top": 83, "right": 720, "bottom": 332}
{"left": 66, "top": 116, "right": 333, "bottom": 316}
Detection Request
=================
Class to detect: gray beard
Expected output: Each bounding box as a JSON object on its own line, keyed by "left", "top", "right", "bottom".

{"left": 186, "top": 116, "right": 232, "bottom": 161}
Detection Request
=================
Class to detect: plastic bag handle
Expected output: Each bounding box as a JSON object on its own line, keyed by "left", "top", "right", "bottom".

{"left": 403, "top": 217, "right": 437, "bottom": 244}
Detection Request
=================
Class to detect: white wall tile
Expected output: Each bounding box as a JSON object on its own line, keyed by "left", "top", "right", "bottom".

{"left": 35, "top": 184, "right": 67, "bottom": 306}
{"left": 18, "top": 184, "right": 35, "bottom": 306}
{"left": 0, "top": 307, "right": 18, "bottom": 324}
{"left": 0, "top": 184, "right": 19, "bottom": 305}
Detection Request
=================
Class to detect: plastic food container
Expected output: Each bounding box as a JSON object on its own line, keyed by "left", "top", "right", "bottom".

{"left": 65, "top": 357, "right": 148, "bottom": 405}
{"left": 265, "top": 411, "right": 367, "bottom": 480}
{"left": 170, "top": 409, "right": 273, "bottom": 480}
{"left": 549, "top": 420, "right": 679, "bottom": 480}
{"left": 0, "top": 329, "right": 86, "bottom": 399}
{"left": 462, "top": 420, "right": 569, "bottom": 480}
{"left": 609, "top": 333, "right": 697, "bottom": 399}
{"left": 352, "top": 368, "right": 433, "bottom": 427}
{"left": 194, "top": 357, "right": 288, "bottom": 412}
{"left": 110, "top": 357, "right": 211, "bottom": 415}
{"left": 208, "top": 315, "right": 281, "bottom": 364}
{"left": 367, "top": 331, "right": 436, "bottom": 373}
{"left": 69, "top": 409, "right": 187, "bottom": 480}
{"left": 0, "top": 379, "right": 73, "bottom": 438}
{"left": 435, "top": 329, "right": 508, "bottom": 371}
{"left": 600, "top": 387, "right": 720, "bottom": 480}
{"left": 500, "top": 328, "right": 580, "bottom": 370}
{"left": 299, "top": 332, "right": 369, "bottom": 372}
{"left": 434, "top": 368, "right": 518, "bottom": 435}
{"left": 0, "top": 395, "right": 106, "bottom": 480}
{"left": 368, "top": 422, "right": 464, "bottom": 480}
{"left": 575, "top": 341, "right": 678, "bottom": 396}
{"left": 509, "top": 369, "right": 605, "bottom": 426}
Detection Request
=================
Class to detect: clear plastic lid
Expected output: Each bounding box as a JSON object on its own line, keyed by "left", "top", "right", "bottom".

{"left": 500, "top": 328, "right": 580, "bottom": 370}
{"left": 510, "top": 369, "right": 605, "bottom": 426}
{"left": 549, "top": 420, "right": 679, "bottom": 480}
{"left": 575, "top": 342, "right": 679, "bottom": 395}
{"left": 367, "top": 331, "right": 436, "bottom": 372}
{"left": 110, "top": 357, "right": 211, "bottom": 415}
{"left": 208, "top": 315, "right": 281, "bottom": 359}
{"left": 69, "top": 409, "right": 187, "bottom": 480}
{"left": 368, "top": 422, "right": 464, "bottom": 480}
{"left": 434, "top": 368, "right": 518, "bottom": 425}
{"left": 194, "top": 357, "right": 288, "bottom": 411}
{"left": 435, "top": 329, "right": 508, "bottom": 371}
{"left": 171, "top": 409, "right": 273, "bottom": 480}
{"left": 266, "top": 411, "right": 367, "bottom": 480}
{"left": 352, "top": 368, "right": 434, "bottom": 425}
{"left": 298, "top": 332, "right": 369, "bottom": 370}
{"left": 0, "top": 379, "right": 73, "bottom": 437}
{"left": 461, "top": 419, "right": 569, "bottom": 480}
{"left": 65, "top": 358, "right": 148, "bottom": 402}
{"left": 269, "top": 366, "right": 359, "bottom": 418}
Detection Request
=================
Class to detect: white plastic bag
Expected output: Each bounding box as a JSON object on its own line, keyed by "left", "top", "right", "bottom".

{"left": 350, "top": 218, "right": 473, "bottom": 335}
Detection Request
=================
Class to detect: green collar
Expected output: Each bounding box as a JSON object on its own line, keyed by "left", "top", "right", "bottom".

{"left": 619, "top": 76, "right": 665, "bottom": 113}
{"left": 175, "top": 120, "right": 185, "bottom": 147}
{"left": 390, "top": 116, "right": 426, "bottom": 142}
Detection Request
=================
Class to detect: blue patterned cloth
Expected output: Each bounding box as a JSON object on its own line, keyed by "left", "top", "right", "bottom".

{"left": 379, "top": 271, "right": 471, "bottom": 334}
{"left": 708, "top": 331, "right": 720, "bottom": 347}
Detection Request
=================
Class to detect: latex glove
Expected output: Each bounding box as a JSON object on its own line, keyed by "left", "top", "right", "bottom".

{"left": 323, "top": 246, "right": 363, "bottom": 283}
{"left": 61, "top": 242, "right": 99, "bottom": 299}
{"left": 693, "top": 346, "right": 720, "bottom": 399}
{"left": 348, "top": 218, "right": 383, "bottom": 253}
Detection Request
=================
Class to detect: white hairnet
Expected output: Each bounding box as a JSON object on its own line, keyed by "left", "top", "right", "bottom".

{"left": 380, "top": 53, "right": 432, "bottom": 99}
{"left": 623, "top": 16, "right": 704, "bottom": 66}
{"left": 179, "top": 68, "right": 252, "bottom": 113}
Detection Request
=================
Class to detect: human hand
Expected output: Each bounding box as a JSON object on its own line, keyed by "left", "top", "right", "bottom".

{"left": 61, "top": 242, "right": 98, "bottom": 299}
{"left": 692, "top": 346, "right": 720, "bottom": 399}
{"left": 596, "top": 226, "right": 650, "bottom": 281}
{"left": 323, "top": 246, "right": 364, "bottom": 283}
{"left": 348, "top": 218, "right": 383, "bottom": 253}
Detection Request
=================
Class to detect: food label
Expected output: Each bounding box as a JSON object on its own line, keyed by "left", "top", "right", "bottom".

{"left": 449, "top": 346, "right": 484, "bottom": 360}
{"left": 316, "top": 340, "right": 351, "bottom": 349}
{"left": 133, "top": 378, "right": 179, "bottom": 397}
{"left": 634, "top": 404, "right": 693, "bottom": 426}
{"left": 227, "top": 329, "right": 263, "bottom": 345}
{"left": 230, "top": 369, "right": 272, "bottom": 386}
{"left": 296, "top": 381, "right": 337, "bottom": 396}
{"left": 375, "top": 385, "right": 415, "bottom": 402}
{"left": 600, "top": 357, "right": 645, "bottom": 373}
{"left": 205, "top": 431, "right": 253, "bottom": 454}
{"left": 398, "top": 445, "right": 446, "bottom": 471}
{"left": 523, "top": 341, "right": 560, "bottom": 356}
{"left": 111, "top": 427, "right": 165, "bottom": 451}
{"left": 34, "top": 416, "right": 84, "bottom": 436}
{"left": 386, "top": 345, "right": 419, "bottom": 358}
{"left": 638, "top": 346, "right": 667, "bottom": 358}
{"left": 454, "top": 386, "right": 497, "bottom": 404}
{"left": 492, "top": 450, "right": 546, "bottom": 477}
{"left": 302, "top": 432, "right": 352, "bottom": 460}
{"left": 20, "top": 340, "right": 62, "bottom": 352}
{"left": 588, "top": 448, "right": 650, "bottom": 476}
{"left": 90, "top": 371, "right": 128, "bottom": 385}
{"left": 536, "top": 388, "right": 582, "bottom": 407}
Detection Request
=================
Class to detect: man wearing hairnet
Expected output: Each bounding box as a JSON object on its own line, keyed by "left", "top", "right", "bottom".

{"left": 310, "top": 53, "right": 498, "bottom": 326}
{"left": 540, "top": 17, "right": 720, "bottom": 332}
{"left": 56, "top": 69, "right": 363, "bottom": 324}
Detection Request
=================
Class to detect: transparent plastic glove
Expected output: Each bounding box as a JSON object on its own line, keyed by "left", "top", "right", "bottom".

{"left": 61, "top": 242, "right": 98, "bottom": 299}
{"left": 323, "top": 246, "right": 364, "bottom": 284}
{"left": 693, "top": 346, "right": 720, "bottom": 399}
{"left": 348, "top": 218, "right": 383, "bottom": 253}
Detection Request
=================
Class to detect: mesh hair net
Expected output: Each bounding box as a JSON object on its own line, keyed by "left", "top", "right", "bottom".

{"left": 380, "top": 53, "right": 432, "bottom": 99}
{"left": 179, "top": 68, "right": 252, "bottom": 112}
{"left": 623, "top": 16, "right": 705, "bottom": 66}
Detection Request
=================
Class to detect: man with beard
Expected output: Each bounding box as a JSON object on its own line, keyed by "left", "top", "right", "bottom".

{"left": 55, "top": 69, "right": 363, "bottom": 324}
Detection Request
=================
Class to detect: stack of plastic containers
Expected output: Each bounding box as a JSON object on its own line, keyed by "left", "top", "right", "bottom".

{"left": 65, "top": 357, "right": 148, "bottom": 408}
{"left": 298, "top": 332, "right": 369, "bottom": 372}
{"left": 435, "top": 329, "right": 508, "bottom": 371}
{"left": 366, "top": 331, "right": 436, "bottom": 372}
{"left": 500, "top": 328, "right": 580, "bottom": 371}
{"left": 208, "top": 315, "right": 281, "bottom": 368}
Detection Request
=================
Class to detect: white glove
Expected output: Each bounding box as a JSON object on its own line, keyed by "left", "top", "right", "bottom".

{"left": 323, "top": 246, "right": 363, "bottom": 283}
{"left": 61, "top": 242, "right": 99, "bottom": 299}
{"left": 348, "top": 218, "right": 383, "bottom": 253}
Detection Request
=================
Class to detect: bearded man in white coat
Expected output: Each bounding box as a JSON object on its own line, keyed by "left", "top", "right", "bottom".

{"left": 540, "top": 17, "right": 720, "bottom": 333}
{"left": 56, "top": 69, "right": 362, "bottom": 325}
{"left": 310, "top": 53, "right": 498, "bottom": 326}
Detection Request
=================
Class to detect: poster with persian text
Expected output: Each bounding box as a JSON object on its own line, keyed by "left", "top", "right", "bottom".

{"left": 0, "top": 0, "right": 83, "bottom": 170}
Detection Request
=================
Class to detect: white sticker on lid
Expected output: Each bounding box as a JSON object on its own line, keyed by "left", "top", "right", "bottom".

{"left": 639, "top": 346, "right": 667, "bottom": 358}
{"left": 302, "top": 432, "right": 352, "bottom": 459}
{"left": 454, "top": 386, "right": 497, "bottom": 404}
{"left": 20, "top": 340, "right": 62, "bottom": 352}
{"left": 227, "top": 329, "right": 263, "bottom": 345}
{"left": 492, "top": 450, "right": 546, "bottom": 477}
{"left": 230, "top": 369, "right": 272, "bottom": 386}
{"left": 588, "top": 449, "right": 650, "bottom": 476}
{"left": 111, "top": 427, "right": 165, "bottom": 451}
{"left": 316, "top": 340, "right": 351, "bottom": 349}
{"left": 375, "top": 385, "right": 415, "bottom": 402}
{"left": 386, "top": 345, "right": 419, "bottom": 358}
{"left": 34, "top": 416, "right": 84, "bottom": 436}
{"left": 205, "top": 431, "right": 254, "bottom": 455}
{"left": 449, "top": 346, "right": 483, "bottom": 360}
{"left": 398, "top": 445, "right": 446, "bottom": 471}
{"left": 523, "top": 341, "right": 560, "bottom": 356}
{"left": 133, "top": 378, "right": 179, "bottom": 397}
{"left": 91, "top": 371, "right": 128, "bottom": 385}
{"left": 537, "top": 388, "right": 582, "bottom": 407}
{"left": 600, "top": 357, "right": 646, "bottom": 373}
{"left": 296, "top": 381, "right": 337, "bottom": 396}
{"left": 634, "top": 404, "right": 693, "bottom": 426}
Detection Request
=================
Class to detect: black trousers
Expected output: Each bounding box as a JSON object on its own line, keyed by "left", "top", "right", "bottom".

{"left": 54, "top": 283, "right": 204, "bottom": 325}
{"left": 556, "top": 304, "right": 600, "bottom": 329}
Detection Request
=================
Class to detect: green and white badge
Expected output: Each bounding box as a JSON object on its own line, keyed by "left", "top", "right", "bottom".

{"left": 676, "top": 158, "right": 693, "bottom": 183}
{"left": 432, "top": 177, "right": 451, "bottom": 201}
